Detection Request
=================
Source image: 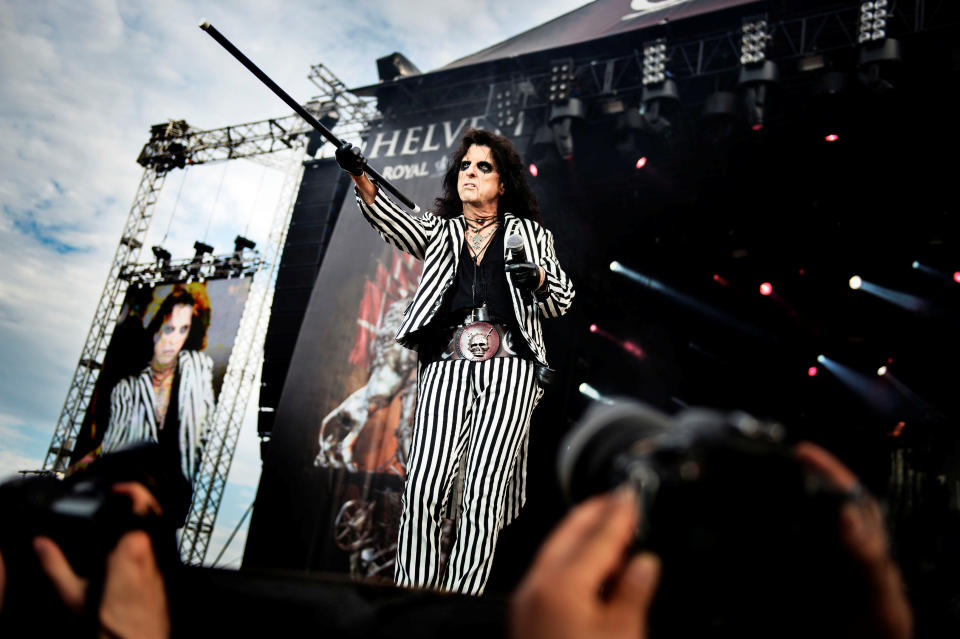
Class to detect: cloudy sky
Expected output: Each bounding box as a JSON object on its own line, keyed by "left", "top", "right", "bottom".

{"left": 0, "top": 0, "right": 587, "bottom": 567}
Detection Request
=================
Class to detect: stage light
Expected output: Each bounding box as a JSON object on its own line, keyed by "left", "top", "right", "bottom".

{"left": 877, "top": 366, "right": 888, "bottom": 376}
{"left": 858, "top": 0, "right": 888, "bottom": 43}
{"left": 546, "top": 59, "right": 583, "bottom": 159}
{"left": 635, "top": 157, "right": 647, "bottom": 169}
{"left": 548, "top": 98, "right": 586, "bottom": 160}
{"left": 850, "top": 276, "right": 931, "bottom": 313}
{"left": 642, "top": 39, "right": 667, "bottom": 85}
{"left": 610, "top": 261, "right": 623, "bottom": 273}
{"left": 737, "top": 16, "right": 778, "bottom": 133}
{"left": 712, "top": 274, "right": 729, "bottom": 287}
{"left": 858, "top": 36, "right": 901, "bottom": 93}
{"left": 528, "top": 163, "right": 538, "bottom": 177}
{"left": 234, "top": 235, "right": 256, "bottom": 253}
{"left": 622, "top": 341, "right": 644, "bottom": 358}
{"left": 740, "top": 16, "right": 771, "bottom": 65}
{"left": 636, "top": 38, "right": 680, "bottom": 140}
{"left": 816, "top": 354, "right": 899, "bottom": 414}
{"left": 526, "top": 124, "right": 561, "bottom": 172}
{"left": 193, "top": 241, "right": 214, "bottom": 260}
{"left": 911, "top": 260, "right": 957, "bottom": 283}
{"left": 578, "top": 382, "right": 613, "bottom": 404}
{"left": 825, "top": 133, "right": 839, "bottom": 142}
{"left": 590, "top": 323, "right": 647, "bottom": 361}
{"left": 808, "top": 366, "right": 818, "bottom": 377}
{"left": 954, "top": 272, "right": 960, "bottom": 284}
{"left": 739, "top": 60, "right": 779, "bottom": 132}
{"left": 548, "top": 58, "right": 575, "bottom": 103}
{"left": 639, "top": 83, "right": 680, "bottom": 138}
{"left": 376, "top": 52, "right": 421, "bottom": 82}
{"left": 759, "top": 282, "right": 773, "bottom": 296}
{"left": 151, "top": 245, "right": 171, "bottom": 263}
{"left": 700, "top": 91, "right": 740, "bottom": 145}
{"left": 494, "top": 85, "right": 518, "bottom": 129}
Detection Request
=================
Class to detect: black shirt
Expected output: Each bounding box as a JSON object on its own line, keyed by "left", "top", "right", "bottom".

{"left": 447, "top": 226, "right": 514, "bottom": 323}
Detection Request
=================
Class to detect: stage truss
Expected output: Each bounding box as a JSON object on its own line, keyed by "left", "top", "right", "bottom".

{"left": 42, "top": 65, "right": 376, "bottom": 564}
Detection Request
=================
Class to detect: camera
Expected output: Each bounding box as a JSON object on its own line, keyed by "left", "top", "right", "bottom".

{"left": 0, "top": 443, "right": 187, "bottom": 632}
{"left": 558, "top": 399, "right": 870, "bottom": 637}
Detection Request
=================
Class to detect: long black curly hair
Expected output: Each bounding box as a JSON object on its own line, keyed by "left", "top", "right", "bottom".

{"left": 433, "top": 129, "right": 542, "bottom": 224}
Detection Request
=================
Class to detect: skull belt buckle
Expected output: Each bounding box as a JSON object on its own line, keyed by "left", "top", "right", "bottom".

{"left": 455, "top": 321, "right": 500, "bottom": 362}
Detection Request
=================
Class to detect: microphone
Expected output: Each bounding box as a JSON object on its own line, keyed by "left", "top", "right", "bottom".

{"left": 506, "top": 234, "right": 526, "bottom": 264}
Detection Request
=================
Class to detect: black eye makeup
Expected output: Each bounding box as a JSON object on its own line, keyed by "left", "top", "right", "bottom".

{"left": 459, "top": 160, "right": 495, "bottom": 174}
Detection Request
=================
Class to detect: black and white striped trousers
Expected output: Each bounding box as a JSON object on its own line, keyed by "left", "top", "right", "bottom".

{"left": 394, "top": 356, "right": 541, "bottom": 595}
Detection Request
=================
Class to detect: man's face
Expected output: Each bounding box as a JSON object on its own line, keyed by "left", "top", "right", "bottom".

{"left": 153, "top": 304, "right": 193, "bottom": 366}
{"left": 457, "top": 144, "right": 504, "bottom": 211}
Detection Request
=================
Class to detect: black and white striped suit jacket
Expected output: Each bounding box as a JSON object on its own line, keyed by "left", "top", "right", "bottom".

{"left": 103, "top": 349, "right": 214, "bottom": 482}
{"left": 357, "top": 187, "right": 575, "bottom": 365}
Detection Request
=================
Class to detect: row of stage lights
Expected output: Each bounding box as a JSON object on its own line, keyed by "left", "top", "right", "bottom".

{"left": 527, "top": 2, "right": 899, "bottom": 170}
{"left": 126, "top": 236, "right": 259, "bottom": 287}
{"left": 580, "top": 256, "right": 956, "bottom": 432}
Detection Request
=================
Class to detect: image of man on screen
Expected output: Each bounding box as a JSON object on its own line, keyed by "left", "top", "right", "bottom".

{"left": 101, "top": 287, "right": 215, "bottom": 495}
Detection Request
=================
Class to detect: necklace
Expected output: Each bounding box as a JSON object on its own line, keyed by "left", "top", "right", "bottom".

{"left": 150, "top": 359, "right": 176, "bottom": 386}
{"left": 468, "top": 227, "right": 497, "bottom": 261}
{"left": 466, "top": 218, "right": 498, "bottom": 252}
{"left": 465, "top": 215, "right": 497, "bottom": 231}
{"left": 149, "top": 361, "right": 175, "bottom": 425}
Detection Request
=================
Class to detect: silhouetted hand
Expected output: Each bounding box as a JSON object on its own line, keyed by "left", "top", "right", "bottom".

{"left": 795, "top": 442, "right": 913, "bottom": 639}
{"left": 511, "top": 490, "right": 661, "bottom": 639}
{"left": 33, "top": 482, "right": 170, "bottom": 639}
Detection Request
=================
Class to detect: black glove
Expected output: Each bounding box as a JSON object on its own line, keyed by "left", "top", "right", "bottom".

{"left": 505, "top": 262, "right": 542, "bottom": 292}
{"left": 335, "top": 141, "right": 366, "bottom": 176}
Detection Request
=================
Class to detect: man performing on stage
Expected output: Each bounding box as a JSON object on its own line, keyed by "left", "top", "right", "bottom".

{"left": 336, "top": 129, "right": 574, "bottom": 595}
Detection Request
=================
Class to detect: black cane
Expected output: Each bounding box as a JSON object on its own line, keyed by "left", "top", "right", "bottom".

{"left": 199, "top": 20, "right": 421, "bottom": 213}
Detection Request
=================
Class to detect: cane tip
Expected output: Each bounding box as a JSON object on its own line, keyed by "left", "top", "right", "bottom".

{"left": 199, "top": 18, "right": 210, "bottom": 29}
{"left": 412, "top": 205, "right": 422, "bottom": 214}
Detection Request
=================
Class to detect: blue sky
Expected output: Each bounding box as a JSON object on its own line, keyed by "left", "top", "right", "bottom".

{"left": 0, "top": 0, "right": 587, "bottom": 567}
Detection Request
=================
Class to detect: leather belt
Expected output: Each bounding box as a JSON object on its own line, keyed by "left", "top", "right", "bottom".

{"left": 441, "top": 321, "right": 515, "bottom": 362}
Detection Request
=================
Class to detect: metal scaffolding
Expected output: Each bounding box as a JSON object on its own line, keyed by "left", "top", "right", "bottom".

{"left": 43, "top": 66, "right": 375, "bottom": 564}
{"left": 178, "top": 145, "right": 306, "bottom": 564}
{"left": 43, "top": 167, "right": 168, "bottom": 472}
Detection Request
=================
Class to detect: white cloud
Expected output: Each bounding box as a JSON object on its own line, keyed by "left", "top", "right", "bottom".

{"left": 0, "top": 413, "right": 46, "bottom": 480}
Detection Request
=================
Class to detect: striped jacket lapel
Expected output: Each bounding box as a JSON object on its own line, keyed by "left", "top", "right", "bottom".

{"left": 447, "top": 216, "right": 464, "bottom": 274}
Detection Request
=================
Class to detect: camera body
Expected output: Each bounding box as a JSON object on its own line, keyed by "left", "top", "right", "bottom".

{"left": 558, "top": 400, "right": 866, "bottom": 637}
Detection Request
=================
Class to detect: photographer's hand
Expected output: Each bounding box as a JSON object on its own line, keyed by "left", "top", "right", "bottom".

{"left": 33, "top": 482, "right": 170, "bottom": 639}
{"left": 511, "top": 490, "right": 661, "bottom": 639}
{"left": 795, "top": 442, "right": 913, "bottom": 639}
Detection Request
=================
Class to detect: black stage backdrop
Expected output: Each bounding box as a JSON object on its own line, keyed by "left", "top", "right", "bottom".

{"left": 245, "top": 4, "right": 960, "bottom": 623}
